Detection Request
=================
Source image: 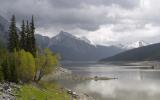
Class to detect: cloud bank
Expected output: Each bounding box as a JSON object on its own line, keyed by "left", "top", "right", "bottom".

{"left": 0, "top": 0, "right": 160, "bottom": 45}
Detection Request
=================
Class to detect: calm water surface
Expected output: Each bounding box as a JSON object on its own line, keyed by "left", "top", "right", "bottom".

{"left": 58, "top": 62, "right": 160, "bottom": 100}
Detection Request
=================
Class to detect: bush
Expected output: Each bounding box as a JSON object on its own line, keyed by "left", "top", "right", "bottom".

{"left": 0, "top": 50, "right": 36, "bottom": 83}
{"left": 16, "top": 50, "right": 36, "bottom": 82}
{"left": 0, "top": 48, "right": 58, "bottom": 83}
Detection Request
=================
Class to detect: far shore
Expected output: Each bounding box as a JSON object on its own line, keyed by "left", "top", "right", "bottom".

{"left": 101, "top": 61, "right": 160, "bottom": 68}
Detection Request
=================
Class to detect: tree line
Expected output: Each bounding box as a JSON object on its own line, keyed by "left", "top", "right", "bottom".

{"left": 8, "top": 15, "right": 36, "bottom": 57}
{"left": 0, "top": 15, "right": 58, "bottom": 83}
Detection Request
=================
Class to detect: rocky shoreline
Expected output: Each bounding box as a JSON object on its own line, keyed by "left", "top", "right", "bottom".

{"left": 0, "top": 82, "right": 20, "bottom": 100}
{"left": 0, "top": 67, "right": 96, "bottom": 100}
{"left": 66, "top": 88, "right": 95, "bottom": 100}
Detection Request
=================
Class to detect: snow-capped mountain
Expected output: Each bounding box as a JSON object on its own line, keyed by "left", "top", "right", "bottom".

{"left": 125, "top": 41, "right": 149, "bottom": 49}
{"left": 102, "top": 42, "right": 160, "bottom": 61}
{"left": 114, "top": 41, "right": 150, "bottom": 50}
{"left": 53, "top": 31, "right": 77, "bottom": 41}
{"left": 53, "top": 31, "right": 95, "bottom": 46}
{"left": 80, "top": 36, "right": 91, "bottom": 44}
{"left": 36, "top": 31, "right": 124, "bottom": 61}
{"left": 48, "top": 31, "right": 94, "bottom": 48}
{"left": 80, "top": 36, "right": 97, "bottom": 46}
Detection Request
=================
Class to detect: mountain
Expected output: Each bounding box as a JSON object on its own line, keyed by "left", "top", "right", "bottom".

{"left": 114, "top": 43, "right": 126, "bottom": 49}
{"left": 36, "top": 31, "right": 124, "bottom": 61}
{"left": 125, "top": 41, "right": 149, "bottom": 49}
{"left": 101, "top": 43, "right": 160, "bottom": 61}
{"left": 0, "top": 15, "right": 20, "bottom": 45}
{"left": 0, "top": 15, "right": 9, "bottom": 44}
{"left": 35, "top": 34, "right": 51, "bottom": 49}
{"left": 80, "top": 36, "right": 96, "bottom": 46}
{"left": 114, "top": 41, "right": 149, "bottom": 50}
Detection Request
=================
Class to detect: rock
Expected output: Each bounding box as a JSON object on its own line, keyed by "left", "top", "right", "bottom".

{"left": 67, "top": 89, "right": 72, "bottom": 94}
{"left": 0, "top": 82, "right": 19, "bottom": 100}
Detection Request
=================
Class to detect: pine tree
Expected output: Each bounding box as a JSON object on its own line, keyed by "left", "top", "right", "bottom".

{"left": 30, "top": 15, "right": 37, "bottom": 57}
{"left": 1, "top": 58, "right": 10, "bottom": 81}
{"left": 26, "top": 20, "right": 31, "bottom": 52}
{"left": 8, "top": 15, "right": 19, "bottom": 52}
{"left": 20, "top": 20, "right": 26, "bottom": 50}
{"left": 9, "top": 52, "right": 18, "bottom": 83}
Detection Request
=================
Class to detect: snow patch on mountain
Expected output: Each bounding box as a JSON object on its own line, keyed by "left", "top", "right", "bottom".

{"left": 80, "top": 36, "right": 97, "bottom": 47}
{"left": 126, "top": 41, "right": 149, "bottom": 49}
{"left": 50, "top": 31, "right": 98, "bottom": 47}
{"left": 113, "top": 41, "right": 150, "bottom": 50}
{"left": 54, "top": 31, "right": 76, "bottom": 41}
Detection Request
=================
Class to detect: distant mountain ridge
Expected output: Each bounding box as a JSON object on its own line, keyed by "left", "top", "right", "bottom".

{"left": 0, "top": 15, "right": 20, "bottom": 45}
{"left": 0, "top": 15, "right": 9, "bottom": 44}
{"left": 125, "top": 41, "right": 149, "bottom": 49}
{"left": 36, "top": 31, "right": 124, "bottom": 61}
{"left": 101, "top": 43, "right": 160, "bottom": 61}
{"left": 114, "top": 41, "right": 149, "bottom": 50}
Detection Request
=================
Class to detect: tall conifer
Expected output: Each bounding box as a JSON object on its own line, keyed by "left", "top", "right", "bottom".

{"left": 26, "top": 20, "right": 31, "bottom": 52}
{"left": 8, "top": 15, "right": 19, "bottom": 52}
{"left": 30, "top": 15, "right": 36, "bottom": 57}
{"left": 20, "top": 20, "right": 26, "bottom": 50}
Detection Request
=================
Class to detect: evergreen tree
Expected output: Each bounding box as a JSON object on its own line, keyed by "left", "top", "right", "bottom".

{"left": 9, "top": 52, "right": 18, "bottom": 83}
{"left": 8, "top": 15, "right": 19, "bottom": 52}
{"left": 30, "top": 15, "right": 37, "bottom": 57}
{"left": 1, "top": 52, "right": 18, "bottom": 83}
{"left": 1, "top": 58, "right": 10, "bottom": 81}
{"left": 20, "top": 20, "right": 26, "bottom": 50}
{"left": 26, "top": 20, "right": 31, "bottom": 52}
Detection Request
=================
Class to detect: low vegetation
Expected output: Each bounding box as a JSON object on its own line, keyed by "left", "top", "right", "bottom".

{"left": 17, "top": 82, "right": 70, "bottom": 100}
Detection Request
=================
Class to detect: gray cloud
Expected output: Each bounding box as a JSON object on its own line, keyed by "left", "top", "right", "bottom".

{"left": 1, "top": 0, "right": 160, "bottom": 45}
{"left": 48, "top": 0, "right": 139, "bottom": 9}
{"left": 0, "top": 0, "right": 140, "bottom": 32}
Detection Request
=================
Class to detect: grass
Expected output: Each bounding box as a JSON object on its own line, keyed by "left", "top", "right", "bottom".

{"left": 16, "top": 81, "right": 70, "bottom": 100}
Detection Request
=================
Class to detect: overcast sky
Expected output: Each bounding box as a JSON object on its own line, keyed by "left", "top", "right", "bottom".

{"left": 0, "top": 0, "right": 160, "bottom": 45}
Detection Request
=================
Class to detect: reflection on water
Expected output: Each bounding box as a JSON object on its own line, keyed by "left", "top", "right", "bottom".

{"left": 58, "top": 62, "right": 160, "bottom": 100}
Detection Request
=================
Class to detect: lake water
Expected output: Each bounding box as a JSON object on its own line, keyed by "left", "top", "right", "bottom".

{"left": 58, "top": 62, "right": 160, "bottom": 100}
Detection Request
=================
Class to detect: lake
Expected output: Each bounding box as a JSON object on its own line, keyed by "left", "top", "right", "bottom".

{"left": 58, "top": 62, "right": 160, "bottom": 100}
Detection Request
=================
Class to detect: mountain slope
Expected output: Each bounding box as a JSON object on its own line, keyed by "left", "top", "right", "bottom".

{"left": 35, "top": 34, "right": 51, "bottom": 49}
{"left": 114, "top": 41, "right": 149, "bottom": 50}
{"left": 0, "top": 15, "right": 10, "bottom": 45}
{"left": 101, "top": 43, "right": 160, "bottom": 61}
{"left": 36, "top": 31, "right": 124, "bottom": 61}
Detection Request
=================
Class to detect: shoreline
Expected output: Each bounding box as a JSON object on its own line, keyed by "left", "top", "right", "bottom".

{"left": 44, "top": 67, "right": 97, "bottom": 100}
